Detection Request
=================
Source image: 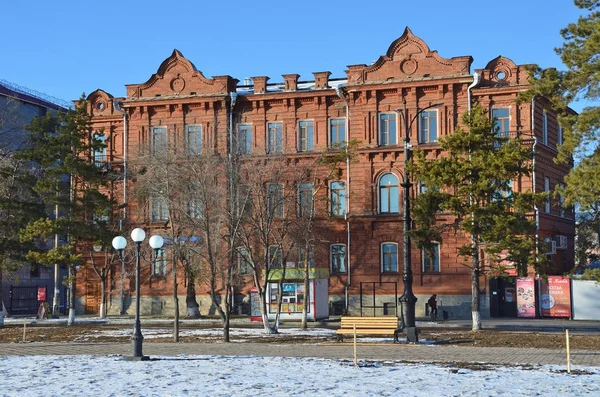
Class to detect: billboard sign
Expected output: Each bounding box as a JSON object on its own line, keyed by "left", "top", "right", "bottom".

{"left": 540, "top": 276, "right": 571, "bottom": 318}
{"left": 516, "top": 277, "right": 536, "bottom": 318}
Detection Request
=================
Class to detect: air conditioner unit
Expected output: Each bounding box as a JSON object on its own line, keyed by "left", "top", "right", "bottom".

{"left": 556, "top": 235, "right": 567, "bottom": 249}
{"left": 286, "top": 261, "right": 296, "bottom": 269}
{"left": 544, "top": 238, "right": 557, "bottom": 255}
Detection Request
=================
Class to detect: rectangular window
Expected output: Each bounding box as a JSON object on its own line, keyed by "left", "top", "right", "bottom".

{"left": 381, "top": 243, "right": 398, "bottom": 273}
{"left": 330, "top": 244, "right": 346, "bottom": 273}
{"left": 558, "top": 125, "right": 563, "bottom": 146}
{"left": 152, "top": 127, "right": 167, "bottom": 154}
{"left": 268, "top": 245, "right": 282, "bottom": 269}
{"left": 268, "top": 184, "right": 283, "bottom": 217}
{"left": 298, "top": 247, "right": 314, "bottom": 268}
{"left": 543, "top": 111, "right": 548, "bottom": 145}
{"left": 559, "top": 183, "right": 565, "bottom": 217}
{"left": 298, "top": 182, "right": 314, "bottom": 217}
{"left": 298, "top": 120, "right": 314, "bottom": 152}
{"left": 153, "top": 248, "right": 167, "bottom": 275}
{"left": 189, "top": 198, "right": 203, "bottom": 219}
{"left": 151, "top": 196, "right": 168, "bottom": 221}
{"left": 237, "top": 124, "right": 252, "bottom": 154}
{"left": 186, "top": 125, "right": 202, "bottom": 155}
{"left": 492, "top": 108, "right": 510, "bottom": 138}
{"left": 330, "top": 181, "right": 346, "bottom": 216}
{"left": 329, "top": 118, "right": 346, "bottom": 148}
{"left": 236, "top": 184, "right": 252, "bottom": 217}
{"left": 267, "top": 122, "right": 283, "bottom": 154}
{"left": 93, "top": 133, "right": 107, "bottom": 165}
{"left": 422, "top": 243, "right": 440, "bottom": 273}
{"left": 238, "top": 247, "right": 252, "bottom": 275}
{"left": 545, "top": 177, "right": 551, "bottom": 213}
{"left": 378, "top": 113, "right": 397, "bottom": 146}
{"left": 419, "top": 111, "right": 438, "bottom": 143}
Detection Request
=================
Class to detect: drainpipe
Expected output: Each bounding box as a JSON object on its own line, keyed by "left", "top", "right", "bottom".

{"left": 532, "top": 97, "right": 539, "bottom": 266}
{"left": 229, "top": 92, "right": 238, "bottom": 313}
{"left": 113, "top": 100, "right": 128, "bottom": 315}
{"left": 467, "top": 72, "right": 481, "bottom": 326}
{"left": 113, "top": 100, "right": 128, "bottom": 225}
{"left": 467, "top": 72, "right": 481, "bottom": 111}
{"left": 335, "top": 84, "right": 351, "bottom": 313}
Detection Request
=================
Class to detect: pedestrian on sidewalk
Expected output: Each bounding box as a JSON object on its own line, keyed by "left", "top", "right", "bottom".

{"left": 428, "top": 294, "right": 438, "bottom": 321}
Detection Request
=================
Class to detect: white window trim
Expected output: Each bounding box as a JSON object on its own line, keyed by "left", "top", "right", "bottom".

{"left": 298, "top": 120, "right": 314, "bottom": 152}
{"left": 151, "top": 126, "right": 167, "bottom": 153}
{"left": 328, "top": 118, "right": 346, "bottom": 148}
{"left": 377, "top": 172, "right": 400, "bottom": 214}
{"left": 378, "top": 112, "right": 397, "bottom": 146}
{"left": 186, "top": 124, "right": 203, "bottom": 155}
{"left": 380, "top": 242, "right": 398, "bottom": 273}
{"left": 329, "top": 180, "right": 346, "bottom": 216}
{"left": 237, "top": 123, "right": 253, "bottom": 154}
{"left": 542, "top": 111, "right": 548, "bottom": 145}
{"left": 330, "top": 243, "right": 346, "bottom": 274}
{"left": 544, "top": 177, "right": 551, "bottom": 213}
{"left": 422, "top": 242, "right": 441, "bottom": 273}
{"left": 418, "top": 109, "right": 439, "bottom": 143}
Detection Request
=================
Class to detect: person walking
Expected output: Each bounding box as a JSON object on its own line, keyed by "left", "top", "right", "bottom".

{"left": 428, "top": 294, "right": 438, "bottom": 321}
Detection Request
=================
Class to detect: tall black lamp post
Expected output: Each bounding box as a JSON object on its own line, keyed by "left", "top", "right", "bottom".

{"left": 396, "top": 98, "right": 442, "bottom": 343}
{"left": 112, "top": 228, "right": 164, "bottom": 361}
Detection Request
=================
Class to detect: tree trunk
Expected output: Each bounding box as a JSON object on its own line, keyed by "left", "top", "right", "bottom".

{"left": 0, "top": 268, "right": 4, "bottom": 328}
{"left": 301, "top": 257, "right": 309, "bottom": 330}
{"left": 471, "top": 238, "right": 482, "bottom": 331}
{"left": 185, "top": 272, "right": 200, "bottom": 318}
{"left": 173, "top": 260, "right": 179, "bottom": 342}
{"left": 67, "top": 267, "right": 76, "bottom": 326}
{"left": 99, "top": 277, "right": 106, "bottom": 319}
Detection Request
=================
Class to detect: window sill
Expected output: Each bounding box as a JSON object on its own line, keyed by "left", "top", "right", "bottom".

{"left": 330, "top": 271, "right": 347, "bottom": 276}
{"left": 422, "top": 271, "right": 441, "bottom": 274}
{"left": 381, "top": 271, "right": 399, "bottom": 275}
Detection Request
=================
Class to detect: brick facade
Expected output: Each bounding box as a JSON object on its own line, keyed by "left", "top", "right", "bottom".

{"left": 76, "top": 27, "right": 575, "bottom": 319}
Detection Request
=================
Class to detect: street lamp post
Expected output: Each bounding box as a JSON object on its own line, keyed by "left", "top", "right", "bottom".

{"left": 112, "top": 228, "right": 164, "bottom": 361}
{"left": 396, "top": 98, "right": 442, "bottom": 343}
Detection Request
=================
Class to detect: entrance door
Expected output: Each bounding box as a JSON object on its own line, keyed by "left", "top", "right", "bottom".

{"left": 84, "top": 283, "right": 100, "bottom": 314}
{"left": 489, "top": 277, "right": 517, "bottom": 317}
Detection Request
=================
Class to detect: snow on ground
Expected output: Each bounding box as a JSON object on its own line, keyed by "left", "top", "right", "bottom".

{"left": 0, "top": 354, "right": 598, "bottom": 397}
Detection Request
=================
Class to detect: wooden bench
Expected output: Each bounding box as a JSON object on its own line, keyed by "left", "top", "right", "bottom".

{"left": 336, "top": 316, "right": 401, "bottom": 342}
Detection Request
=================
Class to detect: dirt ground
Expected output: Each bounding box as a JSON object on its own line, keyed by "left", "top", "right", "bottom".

{"left": 1, "top": 323, "right": 600, "bottom": 350}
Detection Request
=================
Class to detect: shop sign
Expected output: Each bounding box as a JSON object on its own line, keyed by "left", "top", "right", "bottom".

{"left": 516, "top": 277, "right": 536, "bottom": 318}
{"left": 540, "top": 276, "right": 571, "bottom": 318}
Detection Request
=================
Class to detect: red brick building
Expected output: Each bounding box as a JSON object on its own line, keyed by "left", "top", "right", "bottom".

{"left": 77, "top": 28, "right": 574, "bottom": 319}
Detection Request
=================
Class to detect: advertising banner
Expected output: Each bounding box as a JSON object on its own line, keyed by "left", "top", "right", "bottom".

{"left": 250, "top": 288, "right": 262, "bottom": 322}
{"left": 516, "top": 277, "right": 536, "bottom": 318}
{"left": 540, "top": 276, "right": 571, "bottom": 318}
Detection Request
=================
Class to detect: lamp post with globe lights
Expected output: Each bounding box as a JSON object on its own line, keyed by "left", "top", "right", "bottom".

{"left": 112, "top": 228, "right": 164, "bottom": 360}
{"left": 395, "top": 98, "right": 443, "bottom": 343}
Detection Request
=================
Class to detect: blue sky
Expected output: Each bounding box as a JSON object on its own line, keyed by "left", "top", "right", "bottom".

{"left": 1, "top": 1, "right": 584, "bottom": 110}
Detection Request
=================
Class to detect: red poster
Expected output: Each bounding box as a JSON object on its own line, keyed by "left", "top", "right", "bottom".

{"left": 540, "top": 276, "right": 571, "bottom": 318}
{"left": 516, "top": 277, "right": 536, "bottom": 318}
{"left": 37, "top": 287, "right": 46, "bottom": 302}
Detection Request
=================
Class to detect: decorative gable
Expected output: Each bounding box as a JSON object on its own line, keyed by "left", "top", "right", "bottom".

{"left": 345, "top": 27, "right": 472, "bottom": 84}
{"left": 476, "top": 56, "right": 532, "bottom": 87}
{"left": 125, "top": 49, "right": 238, "bottom": 98}
{"left": 86, "top": 89, "right": 115, "bottom": 117}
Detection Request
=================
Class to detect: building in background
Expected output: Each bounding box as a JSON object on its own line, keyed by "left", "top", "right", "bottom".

{"left": 79, "top": 28, "right": 575, "bottom": 319}
{"left": 0, "top": 80, "right": 70, "bottom": 316}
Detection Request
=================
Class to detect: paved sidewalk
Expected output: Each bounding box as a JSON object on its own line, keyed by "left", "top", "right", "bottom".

{"left": 2, "top": 341, "right": 599, "bottom": 367}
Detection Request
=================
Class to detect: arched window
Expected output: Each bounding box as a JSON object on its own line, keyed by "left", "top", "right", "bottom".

{"left": 378, "top": 173, "right": 399, "bottom": 214}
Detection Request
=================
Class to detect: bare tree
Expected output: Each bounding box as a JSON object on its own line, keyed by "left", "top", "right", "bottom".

{"left": 131, "top": 144, "right": 204, "bottom": 341}
{"left": 233, "top": 155, "right": 309, "bottom": 333}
